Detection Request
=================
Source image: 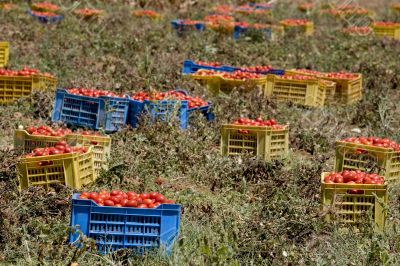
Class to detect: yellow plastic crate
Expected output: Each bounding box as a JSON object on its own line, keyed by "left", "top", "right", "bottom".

{"left": 39, "top": 75, "right": 57, "bottom": 90}
{"left": 320, "top": 172, "right": 387, "bottom": 232}
{"left": 335, "top": 141, "right": 400, "bottom": 182}
{"left": 264, "top": 74, "right": 326, "bottom": 107}
{"left": 220, "top": 124, "right": 289, "bottom": 161}
{"left": 0, "top": 41, "right": 9, "bottom": 68}
{"left": 280, "top": 22, "right": 314, "bottom": 36}
{"left": 320, "top": 80, "right": 336, "bottom": 103}
{"left": 320, "top": 75, "right": 362, "bottom": 104}
{"left": 0, "top": 74, "right": 56, "bottom": 104}
{"left": 14, "top": 129, "right": 64, "bottom": 153}
{"left": 372, "top": 24, "right": 400, "bottom": 40}
{"left": 66, "top": 134, "right": 111, "bottom": 177}
{"left": 18, "top": 147, "right": 95, "bottom": 190}
{"left": 285, "top": 69, "right": 362, "bottom": 104}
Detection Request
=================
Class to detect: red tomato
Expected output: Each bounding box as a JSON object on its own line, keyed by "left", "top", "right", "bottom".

{"left": 104, "top": 200, "right": 115, "bottom": 206}
{"left": 110, "top": 196, "right": 121, "bottom": 204}
{"left": 148, "top": 203, "right": 155, "bottom": 208}
{"left": 126, "top": 200, "right": 138, "bottom": 207}
{"left": 143, "top": 199, "right": 153, "bottom": 205}
{"left": 120, "top": 199, "right": 129, "bottom": 207}
{"left": 140, "top": 193, "right": 150, "bottom": 199}
{"left": 111, "top": 190, "right": 120, "bottom": 196}
{"left": 155, "top": 194, "right": 165, "bottom": 203}
{"left": 79, "top": 195, "right": 88, "bottom": 199}
{"left": 149, "top": 192, "right": 158, "bottom": 199}
{"left": 138, "top": 204, "right": 148, "bottom": 208}
{"left": 115, "top": 204, "right": 123, "bottom": 207}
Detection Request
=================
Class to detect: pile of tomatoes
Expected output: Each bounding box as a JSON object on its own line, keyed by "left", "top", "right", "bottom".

{"left": 281, "top": 74, "right": 315, "bottom": 80}
{"left": 177, "top": 19, "right": 204, "bottom": 25}
{"left": 74, "top": 8, "right": 103, "bottom": 16}
{"left": 374, "top": 21, "right": 400, "bottom": 27}
{"left": 67, "top": 88, "right": 125, "bottom": 98}
{"left": 322, "top": 72, "right": 359, "bottom": 79}
{"left": 196, "top": 61, "right": 222, "bottom": 67}
{"left": 79, "top": 190, "right": 175, "bottom": 208}
{"left": 132, "top": 10, "right": 160, "bottom": 17}
{"left": 221, "top": 71, "right": 262, "bottom": 80}
{"left": 25, "top": 125, "right": 72, "bottom": 137}
{"left": 341, "top": 137, "right": 400, "bottom": 151}
{"left": 131, "top": 90, "right": 208, "bottom": 109}
{"left": 194, "top": 69, "right": 221, "bottom": 76}
{"left": 238, "top": 65, "right": 272, "bottom": 73}
{"left": 32, "top": 2, "right": 60, "bottom": 12}
{"left": 25, "top": 141, "right": 88, "bottom": 158}
{"left": 281, "top": 19, "right": 310, "bottom": 26}
{"left": 0, "top": 67, "right": 53, "bottom": 77}
{"left": 233, "top": 117, "right": 284, "bottom": 129}
{"left": 204, "top": 14, "right": 234, "bottom": 23}
{"left": 323, "top": 171, "right": 384, "bottom": 185}
{"left": 24, "top": 125, "right": 102, "bottom": 137}
{"left": 31, "top": 11, "right": 58, "bottom": 17}
{"left": 342, "top": 26, "right": 372, "bottom": 35}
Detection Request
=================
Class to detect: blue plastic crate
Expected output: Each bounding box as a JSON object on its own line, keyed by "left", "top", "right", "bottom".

{"left": 27, "top": 10, "right": 64, "bottom": 24}
{"left": 248, "top": 3, "right": 274, "bottom": 10}
{"left": 128, "top": 98, "right": 214, "bottom": 129}
{"left": 51, "top": 89, "right": 129, "bottom": 132}
{"left": 233, "top": 25, "right": 273, "bottom": 40}
{"left": 182, "top": 60, "right": 233, "bottom": 75}
{"left": 171, "top": 20, "right": 205, "bottom": 36}
{"left": 69, "top": 193, "right": 181, "bottom": 255}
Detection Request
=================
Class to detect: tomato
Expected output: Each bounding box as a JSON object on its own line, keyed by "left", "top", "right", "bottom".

{"left": 137, "top": 204, "right": 148, "bottom": 208}
{"left": 127, "top": 191, "right": 137, "bottom": 199}
{"left": 126, "top": 200, "right": 138, "bottom": 207}
{"left": 148, "top": 203, "right": 155, "bottom": 208}
{"left": 79, "top": 195, "right": 88, "bottom": 199}
{"left": 104, "top": 200, "right": 115, "bottom": 206}
{"left": 155, "top": 194, "right": 165, "bottom": 203}
{"left": 149, "top": 192, "right": 158, "bottom": 199}
{"left": 140, "top": 193, "right": 150, "bottom": 200}
{"left": 154, "top": 202, "right": 161, "bottom": 207}
{"left": 111, "top": 190, "right": 120, "bottom": 196}
{"left": 110, "top": 196, "right": 121, "bottom": 204}
{"left": 143, "top": 199, "right": 153, "bottom": 205}
{"left": 115, "top": 204, "right": 123, "bottom": 207}
{"left": 120, "top": 199, "right": 129, "bottom": 207}
{"left": 164, "top": 200, "right": 175, "bottom": 204}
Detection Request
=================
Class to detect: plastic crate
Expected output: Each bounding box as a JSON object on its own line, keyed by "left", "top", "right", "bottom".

{"left": 69, "top": 193, "right": 181, "bottom": 255}
{"left": 372, "top": 24, "right": 400, "bottom": 40}
{"left": 66, "top": 134, "right": 111, "bottom": 177}
{"left": 284, "top": 69, "right": 362, "bottom": 104}
{"left": 0, "top": 41, "right": 9, "bottom": 68}
{"left": 0, "top": 75, "right": 43, "bottom": 104}
{"left": 320, "top": 172, "right": 387, "bottom": 232}
{"left": 280, "top": 22, "right": 314, "bottom": 36}
{"left": 220, "top": 124, "right": 289, "bottom": 161}
{"left": 14, "top": 129, "right": 64, "bottom": 153}
{"left": 51, "top": 89, "right": 130, "bottom": 133}
{"left": 39, "top": 75, "right": 57, "bottom": 90}
{"left": 181, "top": 60, "right": 230, "bottom": 75}
{"left": 129, "top": 99, "right": 213, "bottom": 129}
{"left": 320, "top": 79, "right": 336, "bottom": 103}
{"left": 18, "top": 147, "right": 95, "bottom": 190}
{"left": 27, "top": 10, "right": 64, "bottom": 24}
{"left": 335, "top": 141, "right": 400, "bottom": 182}
{"left": 264, "top": 75, "right": 326, "bottom": 107}
{"left": 171, "top": 20, "right": 205, "bottom": 36}
{"left": 234, "top": 25, "right": 273, "bottom": 40}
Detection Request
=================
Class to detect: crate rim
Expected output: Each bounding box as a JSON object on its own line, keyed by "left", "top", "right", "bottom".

{"left": 19, "top": 146, "right": 93, "bottom": 163}
{"left": 72, "top": 193, "right": 181, "bottom": 210}
{"left": 335, "top": 140, "right": 400, "bottom": 154}
{"left": 56, "top": 88, "right": 130, "bottom": 101}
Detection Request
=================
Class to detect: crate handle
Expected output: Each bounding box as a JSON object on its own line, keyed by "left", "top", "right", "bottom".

{"left": 347, "top": 189, "right": 364, "bottom": 195}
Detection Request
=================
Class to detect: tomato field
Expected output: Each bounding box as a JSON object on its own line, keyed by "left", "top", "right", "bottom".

{"left": 1, "top": 0, "right": 400, "bottom": 265}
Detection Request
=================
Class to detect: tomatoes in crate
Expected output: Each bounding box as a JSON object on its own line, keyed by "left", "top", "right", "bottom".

{"left": 323, "top": 170, "right": 384, "bottom": 185}
{"left": 131, "top": 90, "right": 208, "bottom": 109}
{"left": 74, "top": 8, "right": 103, "bottom": 17}
{"left": 25, "top": 141, "right": 88, "bottom": 158}
{"left": 32, "top": 2, "right": 60, "bottom": 12}
{"left": 0, "top": 67, "right": 54, "bottom": 78}
{"left": 79, "top": 190, "right": 175, "bottom": 208}
{"left": 341, "top": 137, "right": 400, "bottom": 151}
{"left": 67, "top": 88, "right": 125, "bottom": 98}
{"left": 281, "top": 19, "right": 310, "bottom": 26}
{"left": 232, "top": 117, "right": 285, "bottom": 131}
{"left": 220, "top": 71, "right": 262, "bottom": 80}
